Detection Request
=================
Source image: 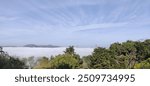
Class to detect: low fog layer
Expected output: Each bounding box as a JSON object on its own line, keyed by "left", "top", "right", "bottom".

{"left": 3, "top": 47, "right": 93, "bottom": 58}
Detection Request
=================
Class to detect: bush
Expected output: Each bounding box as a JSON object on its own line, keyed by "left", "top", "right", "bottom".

{"left": 0, "top": 55, "right": 26, "bottom": 69}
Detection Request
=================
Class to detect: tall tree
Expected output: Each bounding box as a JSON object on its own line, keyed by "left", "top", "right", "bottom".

{"left": 89, "top": 47, "right": 116, "bottom": 69}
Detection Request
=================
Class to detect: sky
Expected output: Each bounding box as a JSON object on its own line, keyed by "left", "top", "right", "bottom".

{"left": 0, "top": 0, "right": 150, "bottom": 47}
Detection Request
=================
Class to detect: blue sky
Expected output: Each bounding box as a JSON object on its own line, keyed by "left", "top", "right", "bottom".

{"left": 0, "top": 0, "right": 150, "bottom": 47}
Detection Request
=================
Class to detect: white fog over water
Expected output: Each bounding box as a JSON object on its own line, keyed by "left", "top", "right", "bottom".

{"left": 3, "top": 47, "right": 93, "bottom": 58}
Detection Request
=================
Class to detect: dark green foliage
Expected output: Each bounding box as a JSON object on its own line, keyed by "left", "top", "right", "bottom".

{"left": 122, "top": 40, "right": 137, "bottom": 55}
{"left": 89, "top": 47, "right": 117, "bottom": 69}
{"left": 0, "top": 55, "right": 26, "bottom": 69}
{"left": 85, "top": 39, "right": 150, "bottom": 69}
{"left": 64, "top": 46, "right": 83, "bottom": 67}
{"left": 64, "top": 46, "right": 75, "bottom": 55}
{"left": 0, "top": 55, "right": 8, "bottom": 68}
{"left": 0, "top": 47, "right": 26, "bottom": 69}
{"left": 49, "top": 54, "right": 80, "bottom": 69}
{"left": 134, "top": 58, "right": 150, "bottom": 69}
{"left": 110, "top": 42, "right": 124, "bottom": 56}
{"left": 135, "top": 41, "right": 150, "bottom": 61}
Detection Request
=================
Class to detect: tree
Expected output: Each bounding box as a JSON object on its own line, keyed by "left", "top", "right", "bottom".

{"left": 122, "top": 41, "right": 137, "bottom": 68}
{"left": 49, "top": 54, "right": 80, "bottom": 69}
{"left": 143, "top": 39, "right": 150, "bottom": 59}
{"left": 110, "top": 42, "right": 125, "bottom": 56}
{"left": 34, "top": 46, "right": 83, "bottom": 69}
{"left": 135, "top": 41, "right": 149, "bottom": 62}
{"left": 115, "top": 55, "right": 129, "bottom": 69}
{"left": 34, "top": 57, "right": 50, "bottom": 69}
{"left": 64, "top": 46, "right": 83, "bottom": 67}
{"left": 64, "top": 46, "right": 75, "bottom": 55}
{"left": 122, "top": 40, "right": 136, "bottom": 55}
{"left": 0, "top": 55, "right": 8, "bottom": 68}
{"left": 0, "top": 55, "right": 26, "bottom": 69}
{"left": 89, "top": 47, "right": 116, "bottom": 69}
{"left": 134, "top": 58, "right": 150, "bottom": 69}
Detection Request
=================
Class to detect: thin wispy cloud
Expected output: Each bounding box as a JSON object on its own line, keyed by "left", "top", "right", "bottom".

{"left": 0, "top": 15, "right": 18, "bottom": 22}
{"left": 0, "top": 0, "right": 150, "bottom": 47}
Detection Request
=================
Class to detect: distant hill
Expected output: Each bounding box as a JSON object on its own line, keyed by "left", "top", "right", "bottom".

{"left": 24, "top": 44, "right": 60, "bottom": 48}
{"left": 0, "top": 46, "right": 18, "bottom": 47}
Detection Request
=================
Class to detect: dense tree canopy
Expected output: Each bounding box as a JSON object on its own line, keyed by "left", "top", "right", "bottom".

{"left": 83, "top": 39, "right": 150, "bottom": 69}
{"left": 49, "top": 54, "right": 80, "bottom": 69}
{"left": 0, "top": 55, "right": 26, "bottom": 69}
{"left": 89, "top": 47, "right": 116, "bottom": 69}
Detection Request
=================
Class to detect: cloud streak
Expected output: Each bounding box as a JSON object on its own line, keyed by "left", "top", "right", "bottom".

{"left": 0, "top": 0, "right": 150, "bottom": 47}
